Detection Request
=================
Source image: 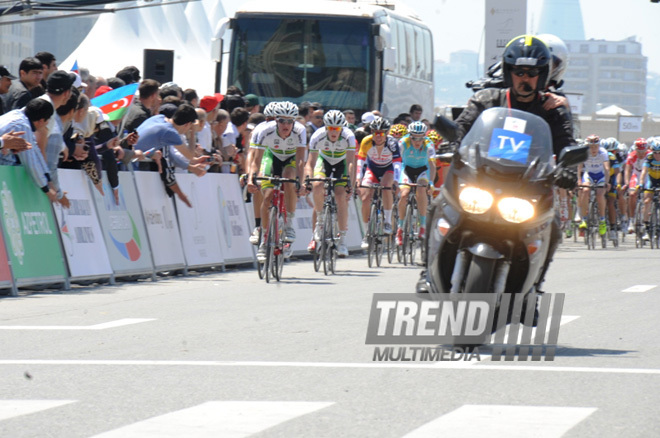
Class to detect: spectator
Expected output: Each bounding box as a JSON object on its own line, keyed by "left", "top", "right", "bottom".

{"left": 119, "top": 78, "right": 161, "bottom": 136}
{"left": 0, "top": 66, "right": 17, "bottom": 116}
{"left": 409, "top": 104, "right": 423, "bottom": 121}
{"left": 3, "top": 57, "right": 43, "bottom": 111}
{"left": 83, "top": 72, "right": 98, "bottom": 100}
{"left": 222, "top": 94, "right": 245, "bottom": 113}
{"left": 393, "top": 112, "right": 412, "bottom": 125}
{"left": 158, "top": 103, "right": 178, "bottom": 118}
{"left": 183, "top": 88, "right": 199, "bottom": 107}
{"left": 244, "top": 93, "right": 260, "bottom": 114}
{"left": 36, "top": 70, "right": 75, "bottom": 154}
{"left": 221, "top": 107, "right": 247, "bottom": 166}
{"left": 343, "top": 109, "right": 356, "bottom": 130}
{"left": 225, "top": 107, "right": 250, "bottom": 172}
{"left": 225, "top": 85, "right": 243, "bottom": 96}
{"left": 0, "top": 98, "right": 57, "bottom": 202}
{"left": 160, "top": 82, "right": 182, "bottom": 100}
{"left": 198, "top": 95, "right": 219, "bottom": 153}
{"left": 306, "top": 103, "right": 324, "bottom": 137}
{"left": 116, "top": 66, "right": 141, "bottom": 84}
{"left": 35, "top": 52, "right": 57, "bottom": 82}
{"left": 106, "top": 77, "right": 126, "bottom": 89}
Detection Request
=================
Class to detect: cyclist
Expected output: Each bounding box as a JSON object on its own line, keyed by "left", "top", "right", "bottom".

{"left": 356, "top": 117, "right": 401, "bottom": 249}
{"left": 577, "top": 134, "right": 610, "bottom": 236}
{"left": 395, "top": 121, "right": 436, "bottom": 246}
{"left": 639, "top": 137, "right": 660, "bottom": 241}
{"left": 247, "top": 101, "right": 278, "bottom": 245}
{"left": 601, "top": 137, "right": 625, "bottom": 241}
{"left": 247, "top": 101, "right": 307, "bottom": 260}
{"left": 305, "top": 109, "right": 356, "bottom": 257}
{"left": 624, "top": 138, "right": 649, "bottom": 234}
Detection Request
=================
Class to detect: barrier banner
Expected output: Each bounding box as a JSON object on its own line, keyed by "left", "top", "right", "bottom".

{"left": 289, "top": 194, "right": 315, "bottom": 254}
{"left": 0, "top": 223, "right": 13, "bottom": 285}
{"left": 90, "top": 171, "right": 153, "bottom": 275}
{"left": 0, "top": 166, "right": 66, "bottom": 283}
{"left": 55, "top": 169, "right": 112, "bottom": 279}
{"left": 345, "top": 198, "right": 363, "bottom": 250}
{"left": 174, "top": 174, "right": 224, "bottom": 267}
{"left": 210, "top": 174, "right": 255, "bottom": 264}
{"left": 133, "top": 172, "right": 186, "bottom": 270}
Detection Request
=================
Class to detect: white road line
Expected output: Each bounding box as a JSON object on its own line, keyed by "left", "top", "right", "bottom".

{"left": 1, "top": 359, "right": 660, "bottom": 375}
{"left": 89, "top": 401, "right": 334, "bottom": 438}
{"left": 403, "top": 405, "right": 597, "bottom": 438}
{"left": 0, "top": 318, "right": 155, "bottom": 330}
{"left": 622, "top": 285, "right": 657, "bottom": 293}
{"left": 0, "top": 400, "right": 76, "bottom": 421}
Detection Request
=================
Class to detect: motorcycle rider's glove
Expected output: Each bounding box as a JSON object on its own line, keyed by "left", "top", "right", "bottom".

{"left": 554, "top": 168, "right": 577, "bottom": 190}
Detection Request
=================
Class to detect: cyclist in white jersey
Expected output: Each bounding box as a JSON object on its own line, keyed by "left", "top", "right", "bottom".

{"left": 624, "top": 138, "right": 648, "bottom": 233}
{"left": 305, "top": 110, "right": 356, "bottom": 257}
{"left": 247, "top": 101, "right": 307, "bottom": 261}
{"left": 577, "top": 135, "right": 610, "bottom": 236}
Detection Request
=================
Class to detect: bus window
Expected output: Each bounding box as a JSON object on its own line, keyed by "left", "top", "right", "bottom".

{"left": 423, "top": 29, "right": 433, "bottom": 82}
{"left": 396, "top": 20, "right": 406, "bottom": 77}
{"left": 404, "top": 22, "right": 415, "bottom": 78}
{"left": 415, "top": 26, "right": 424, "bottom": 79}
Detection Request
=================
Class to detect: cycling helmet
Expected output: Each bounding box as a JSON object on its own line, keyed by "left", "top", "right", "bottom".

{"left": 370, "top": 117, "right": 391, "bottom": 132}
{"left": 273, "top": 101, "right": 298, "bottom": 118}
{"left": 263, "top": 102, "right": 277, "bottom": 118}
{"left": 601, "top": 137, "right": 619, "bottom": 152}
{"left": 426, "top": 129, "right": 442, "bottom": 146}
{"left": 649, "top": 137, "right": 660, "bottom": 152}
{"left": 502, "top": 35, "right": 551, "bottom": 91}
{"left": 634, "top": 138, "right": 648, "bottom": 150}
{"left": 407, "top": 121, "right": 427, "bottom": 136}
{"left": 389, "top": 124, "right": 408, "bottom": 138}
{"left": 538, "top": 34, "right": 568, "bottom": 87}
{"left": 323, "top": 109, "right": 345, "bottom": 127}
{"left": 585, "top": 134, "right": 600, "bottom": 145}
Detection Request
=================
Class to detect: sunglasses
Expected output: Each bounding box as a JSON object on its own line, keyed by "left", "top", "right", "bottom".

{"left": 277, "top": 118, "right": 294, "bottom": 125}
{"left": 373, "top": 130, "right": 386, "bottom": 136}
{"left": 512, "top": 68, "right": 541, "bottom": 78}
{"left": 410, "top": 135, "right": 425, "bottom": 141}
{"left": 326, "top": 126, "right": 342, "bottom": 132}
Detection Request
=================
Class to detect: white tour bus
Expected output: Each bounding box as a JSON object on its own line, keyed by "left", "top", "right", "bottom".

{"left": 213, "top": 0, "right": 434, "bottom": 120}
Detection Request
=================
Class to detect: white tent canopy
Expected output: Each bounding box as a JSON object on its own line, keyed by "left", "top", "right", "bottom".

{"left": 62, "top": 0, "right": 227, "bottom": 94}
{"left": 596, "top": 104, "right": 634, "bottom": 116}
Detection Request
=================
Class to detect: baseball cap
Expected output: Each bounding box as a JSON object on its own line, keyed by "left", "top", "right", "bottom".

{"left": 199, "top": 95, "right": 219, "bottom": 112}
{"left": 72, "top": 72, "right": 87, "bottom": 89}
{"left": 159, "top": 103, "right": 178, "bottom": 118}
{"left": 47, "top": 70, "right": 76, "bottom": 94}
{"left": 361, "top": 111, "right": 375, "bottom": 124}
{"left": 94, "top": 85, "right": 112, "bottom": 97}
{"left": 0, "top": 66, "right": 16, "bottom": 80}
{"left": 244, "top": 93, "right": 259, "bottom": 107}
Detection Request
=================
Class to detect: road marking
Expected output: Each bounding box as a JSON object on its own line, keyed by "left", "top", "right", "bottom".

{"left": 1, "top": 359, "right": 660, "bottom": 375}
{"left": 622, "top": 285, "right": 657, "bottom": 293}
{"left": 0, "top": 318, "right": 155, "bottom": 330}
{"left": 403, "top": 405, "right": 597, "bottom": 437}
{"left": 0, "top": 400, "right": 76, "bottom": 421}
{"left": 89, "top": 401, "right": 334, "bottom": 438}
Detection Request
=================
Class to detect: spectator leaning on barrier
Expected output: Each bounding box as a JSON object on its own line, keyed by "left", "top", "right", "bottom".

{"left": 35, "top": 70, "right": 75, "bottom": 154}
{"left": 119, "top": 79, "right": 161, "bottom": 137}
{"left": 222, "top": 107, "right": 249, "bottom": 170}
{"left": 0, "top": 98, "right": 57, "bottom": 202}
{"left": 4, "top": 57, "right": 43, "bottom": 111}
{"left": 134, "top": 103, "right": 209, "bottom": 207}
{"left": 198, "top": 95, "right": 219, "bottom": 153}
{"left": 0, "top": 66, "right": 17, "bottom": 116}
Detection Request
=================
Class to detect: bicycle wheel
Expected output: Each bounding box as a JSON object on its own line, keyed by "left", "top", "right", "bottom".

{"left": 367, "top": 204, "right": 378, "bottom": 268}
{"left": 402, "top": 204, "right": 412, "bottom": 265}
{"left": 312, "top": 215, "right": 321, "bottom": 272}
{"left": 274, "top": 214, "right": 285, "bottom": 281}
{"left": 330, "top": 215, "right": 338, "bottom": 274}
{"left": 654, "top": 203, "right": 660, "bottom": 249}
{"left": 256, "top": 228, "right": 265, "bottom": 279}
{"left": 409, "top": 205, "right": 419, "bottom": 265}
{"left": 322, "top": 210, "right": 333, "bottom": 275}
{"left": 375, "top": 211, "right": 384, "bottom": 267}
{"left": 265, "top": 208, "right": 277, "bottom": 283}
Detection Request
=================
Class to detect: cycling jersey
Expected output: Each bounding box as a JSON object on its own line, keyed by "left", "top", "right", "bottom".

{"left": 643, "top": 153, "right": 660, "bottom": 180}
{"left": 356, "top": 134, "right": 401, "bottom": 182}
{"left": 626, "top": 150, "right": 646, "bottom": 176}
{"left": 309, "top": 127, "right": 356, "bottom": 165}
{"left": 398, "top": 135, "right": 436, "bottom": 168}
{"left": 581, "top": 147, "right": 609, "bottom": 186}
{"left": 250, "top": 120, "right": 307, "bottom": 161}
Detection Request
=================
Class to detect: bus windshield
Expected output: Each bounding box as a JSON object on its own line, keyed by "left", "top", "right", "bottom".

{"left": 229, "top": 16, "right": 372, "bottom": 110}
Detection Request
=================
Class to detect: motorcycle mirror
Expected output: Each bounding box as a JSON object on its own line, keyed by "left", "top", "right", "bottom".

{"left": 436, "top": 152, "right": 454, "bottom": 164}
{"left": 433, "top": 114, "right": 459, "bottom": 143}
{"left": 522, "top": 156, "right": 540, "bottom": 180}
{"left": 558, "top": 144, "right": 589, "bottom": 168}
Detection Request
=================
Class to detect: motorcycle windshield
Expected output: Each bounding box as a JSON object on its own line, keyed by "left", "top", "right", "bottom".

{"left": 458, "top": 108, "right": 554, "bottom": 170}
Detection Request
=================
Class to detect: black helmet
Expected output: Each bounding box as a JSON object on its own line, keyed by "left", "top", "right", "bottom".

{"left": 370, "top": 117, "right": 391, "bottom": 132}
{"left": 502, "top": 35, "right": 551, "bottom": 92}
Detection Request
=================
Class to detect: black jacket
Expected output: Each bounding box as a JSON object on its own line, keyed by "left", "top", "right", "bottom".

{"left": 455, "top": 88, "right": 576, "bottom": 157}
{"left": 3, "top": 80, "right": 34, "bottom": 111}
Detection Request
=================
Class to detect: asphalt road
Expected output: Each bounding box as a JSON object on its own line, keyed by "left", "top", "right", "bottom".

{"left": 0, "top": 236, "right": 659, "bottom": 437}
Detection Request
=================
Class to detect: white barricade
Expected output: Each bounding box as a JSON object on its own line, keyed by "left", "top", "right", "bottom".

{"left": 133, "top": 171, "right": 186, "bottom": 271}
{"left": 90, "top": 171, "right": 154, "bottom": 276}
{"left": 289, "top": 194, "right": 315, "bottom": 255}
{"left": 174, "top": 174, "right": 225, "bottom": 268}
{"left": 346, "top": 198, "right": 363, "bottom": 250}
{"left": 56, "top": 169, "right": 113, "bottom": 280}
{"left": 208, "top": 174, "right": 255, "bottom": 264}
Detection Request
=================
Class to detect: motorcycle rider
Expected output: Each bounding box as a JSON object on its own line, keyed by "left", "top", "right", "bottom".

{"left": 418, "top": 35, "right": 578, "bottom": 320}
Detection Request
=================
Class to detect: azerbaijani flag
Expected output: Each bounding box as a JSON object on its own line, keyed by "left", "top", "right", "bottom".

{"left": 90, "top": 83, "right": 139, "bottom": 122}
{"left": 70, "top": 60, "right": 79, "bottom": 74}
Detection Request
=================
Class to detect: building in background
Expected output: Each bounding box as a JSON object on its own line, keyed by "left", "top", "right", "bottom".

{"left": 34, "top": 15, "right": 97, "bottom": 63}
{"left": 434, "top": 51, "right": 479, "bottom": 111}
{"left": 0, "top": 23, "right": 34, "bottom": 76}
{"left": 563, "top": 38, "right": 647, "bottom": 116}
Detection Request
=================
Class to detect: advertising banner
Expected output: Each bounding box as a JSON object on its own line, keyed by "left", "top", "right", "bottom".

{"left": 55, "top": 169, "right": 112, "bottom": 279}
{"left": 174, "top": 174, "right": 224, "bottom": 267}
{"left": 0, "top": 223, "right": 13, "bottom": 285}
{"left": 289, "top": 194, "right": 315, "bottom": 254}
{"left": 345, "top": 199, "right": 363, "bottom": 250}
{"left": 133, "top": 172, "right": 186, "bottom": 270}
{"left": 211, "top": 174, "right": 255, "bottom": 264}
{"left": 0, "top": 166, "right": 66, "bottom": 283}
{"left": 484, "top": 0, "right": 527, "bottom": 73}
{"left": 90, "top": 171, "right": 153, "bottom": 275}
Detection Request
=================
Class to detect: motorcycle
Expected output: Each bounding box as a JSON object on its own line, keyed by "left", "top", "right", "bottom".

{"left": 420, "top": 107, "right": 587, "bottom": 318}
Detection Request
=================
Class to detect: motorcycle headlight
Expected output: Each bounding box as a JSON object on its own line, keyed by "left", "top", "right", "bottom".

{"left": 458, "top": 187, "right": 493, "bottom": 214}
{"left": 498, "top": 197, "right": 535, "bottom": 223}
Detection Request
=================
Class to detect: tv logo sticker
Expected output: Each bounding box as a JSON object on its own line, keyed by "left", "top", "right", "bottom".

{"left": 488, "top": 128, "right": 532, "bottom": 164}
